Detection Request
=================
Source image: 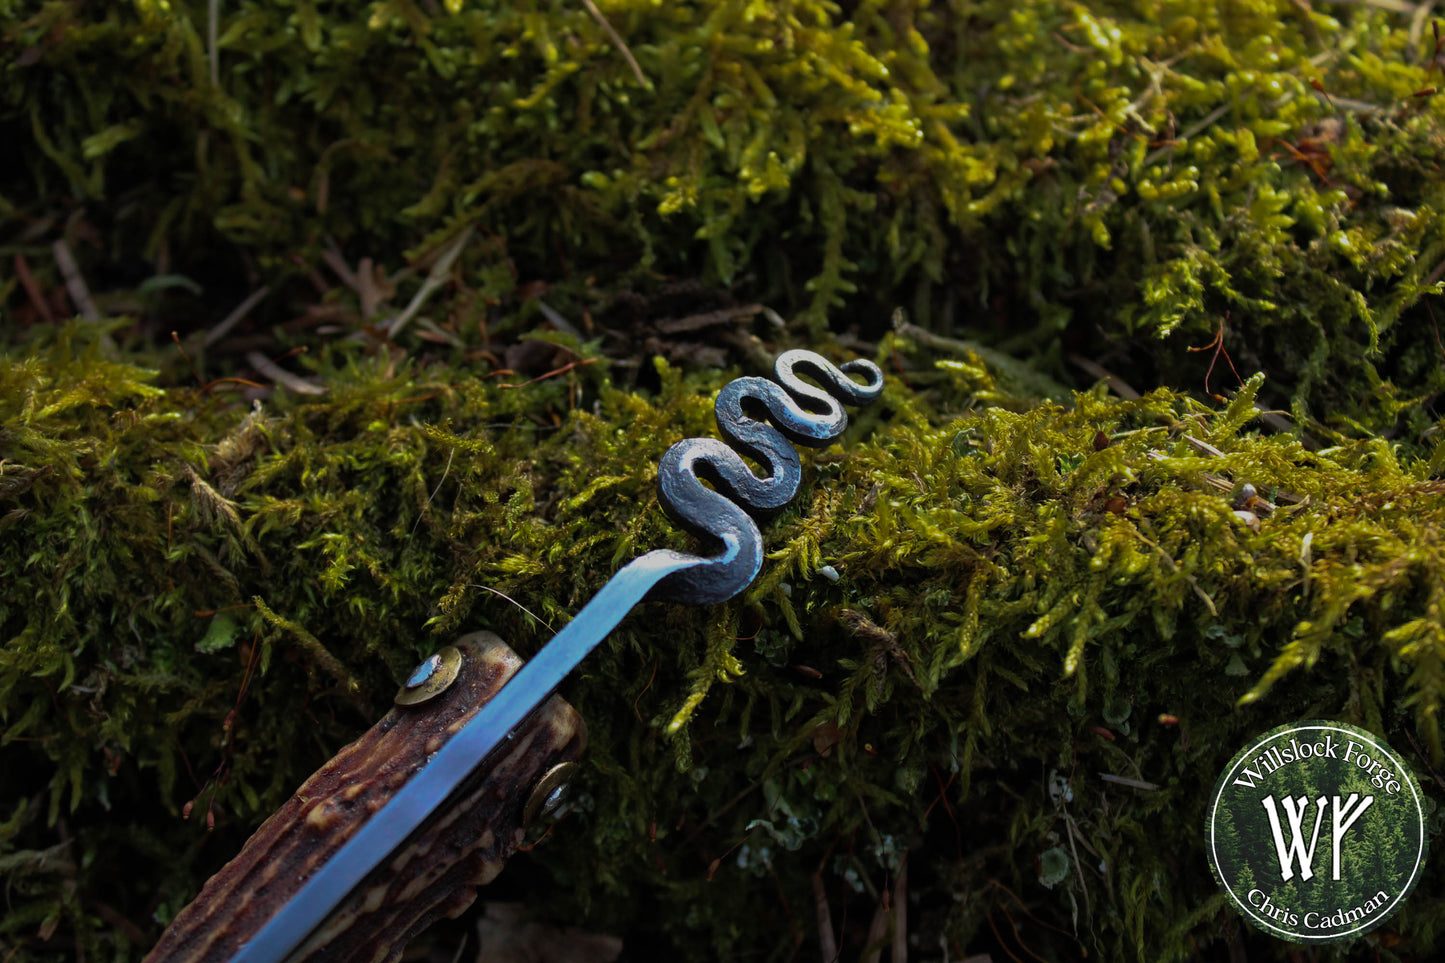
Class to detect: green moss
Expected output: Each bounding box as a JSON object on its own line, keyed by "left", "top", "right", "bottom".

{"left": 2, "top": 323, "right": 1444, "bottom": 960}
{"left": 6, "top": 1, "right": 1445, "bottom": 432}
{"left": 6, "top": 0, "right": 1445, "bottom": 959}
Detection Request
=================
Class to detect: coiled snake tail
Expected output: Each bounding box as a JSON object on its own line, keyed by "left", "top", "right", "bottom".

{"left": 651, "top": 349, "right": 885, "bottom": 605}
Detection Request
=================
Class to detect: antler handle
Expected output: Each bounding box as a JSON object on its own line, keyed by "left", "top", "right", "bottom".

{"left": 147, "top": 632, "right": 586, "bottom": 963}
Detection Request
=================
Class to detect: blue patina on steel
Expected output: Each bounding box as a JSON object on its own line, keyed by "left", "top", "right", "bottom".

{"left": 231, "top": 350, "right": 883, "bottom": 963}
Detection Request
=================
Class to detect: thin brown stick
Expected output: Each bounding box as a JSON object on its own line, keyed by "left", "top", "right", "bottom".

{"left": 1183, "top": 434, "right": 1227, "bottom": 458}
{"left": 861, "top": 899, "right": 888, "bottom": 963}
{"left": 13, "top": 254, "right": 55, "bottom": 323}
{"left": 891, "top": 855, "right": 908, "bottom": 963}
{"left": 679, "top": 777, "right": 767, "bottom": 848}
{"left": 497, "top": 357, "right": 601, "bottom": 388}
{"left": 91, "top": 896, "right": 147, "bottom": 942}
{"left": 202, "top": 377, "right": 269, "bottom": 393}
{"left": 923, "top": 766, "right": 962, "bottom": 857}
{"left": 1064, "top": 813, "right": 1091, "bottom": 923}
{"left": 204, "top": 286, "right": 271, "bottom": 347}
{"left": 1186, "top": 316, "right": 1243, "bottom": 397}
{"left": 985, "top": 878, "right": 1085, "bottom": 940}
{"left": 766, "top": 864, "right": 800, "bottom": 953}
{"left": 172, "top": 331, "right": 207, "bottom": 388}
{"left": 192, "top": 604, "right": 254, "bottom": 618}
{"left": 985, "top": 911, "right": 1028, "bottom": 963}
{"left": 320, "top": 241, "right": 362, "bottom": 293}
{"left": 813, "top": 871, "right": 839, "bottom": 963}
{"left": 580, "top": 0, "right": 649, "bottom": 87}
{"left": 207, "top": 0, "right": 220, "bottom": 87}
{"left": 656, "top": 304, "right": 765, "bottom": 334}
{"left": 632, "top": 659, "right": 658, "bottom": 722}
{"left": 1426, "top": 297, "right": 1445, "bottom": 364}
{"left": 1000, "top": 901, "right": 1052, "bottom": 963}
{"left": 1068, "top": 353, "right": 1141, "bottom": 399}
{"left": 1143, "top": 103, "right": 1230, "bottom": 168}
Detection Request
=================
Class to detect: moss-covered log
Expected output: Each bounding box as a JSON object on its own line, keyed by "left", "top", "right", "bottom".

{"left": 2, "top": 325, "right": 1444, "bottom": 960}
{"left": 5, "top": 0, "right": 1445, "bottom": 432}
{"left": 5, "top": 0, "right": 1445, "bottom": 960}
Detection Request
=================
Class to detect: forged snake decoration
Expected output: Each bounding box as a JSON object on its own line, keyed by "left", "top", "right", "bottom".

{"left": 152, "top": 349, "right": 884, "bottom": 963}
{"left": 655, "top": 349, "right": 885, "bottom": 603}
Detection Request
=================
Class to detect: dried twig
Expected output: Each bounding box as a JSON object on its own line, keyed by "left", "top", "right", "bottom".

{"left": 813, "top": 871, "right": 838, "bottom": 963}
{"left": 92, "top": 900, "right": 149, "bottom": 946}
{"left": 536, "top": 299, "right": 584, "bottom": 339}
{"left": 580, "top": 0, "right": 650, "bottom": 88}
{"left": 1338, "top": 0, "right": 1417, "bottom": 12}
{"left": 52, "top": 239, "right": 99, "bottom": 320}
{"left": 1408, "top": 4, "right": 1439, "bottom": 63}
{"left": 1098, "top": 773, "right": 1160, "bottom": 790}
{"left": 1067, "top": 354, "right": 1140, "bottom": 399}
{"left": 185, "top": 465, "right": 242, "bottom": 528}
{"left": 1426, "top": 254, "right": 1445, "bottom": 289}
{"left": 862, "top": 901, "right": 889, "bottom": 963}
{"left": 245, "top": 350, "right": 327, "bottom": 395}
{"left": 1250, "top": 406, "right": 1294, "bottom": 436}
{"left": 13, "top": 254, "right": 55, "bottom": 324}
{"left": 656, "top": 304, "right": 765, "bottom": 334}
{"left": 838, "top": 609, "right": 918, "bottom": 686}
{"left": 387, "top": 226, "right": 474, "bottom": 339}
{"left": 1143, "top": 103, "right": 1229, "bottom": 167}
{"left": 204, "top": 285, "right": 270, "bottom": 347}
{"left": 320, "top": 239, "right": 361, "bottom": 293}
{"left": 208, "top": 0, "right": 220, "bottom": 87}
{"left": 1186, "top": 317, "right": 1242, "bottom": 397}
{"left": 893, "top": 856, "right": 908, "bottom": 963}
{"left": 1182, "top": 434, "right": 1227, "bottom": 459}
{"left": 892, "top": 312, "right": 1070, "bottom": 399}
{"left": 1064, "top": 813, "right": 1091, "bottom": 923}
{"left": 357, "top": 256, "right": 385, "bottom": 321}
{"left": 497, "top": 357, "right": 600, "bottom": 389}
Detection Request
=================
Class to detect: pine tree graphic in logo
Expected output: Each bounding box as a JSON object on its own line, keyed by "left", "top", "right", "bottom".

{"left": 1206, "top": 721, "right": 1428, "bottom": 943}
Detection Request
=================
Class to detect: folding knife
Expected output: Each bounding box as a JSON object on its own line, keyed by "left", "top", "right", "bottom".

{"left": 145, "top": 349, "right": 883, "bottom": 963}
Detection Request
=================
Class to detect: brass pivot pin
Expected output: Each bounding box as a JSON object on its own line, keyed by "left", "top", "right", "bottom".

{"left": 394, "top": 646, "right": 463, "bottom": 706}
{"left": 524, "top": 762, "right": 579, "bottom": 829}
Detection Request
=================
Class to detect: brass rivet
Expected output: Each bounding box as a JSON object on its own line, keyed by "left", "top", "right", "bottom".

{"left": 523, "top": 762, "right": 578, "bottom": 828}
{"left": 394, "top": 646, "right": 463, "bottom": 706}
